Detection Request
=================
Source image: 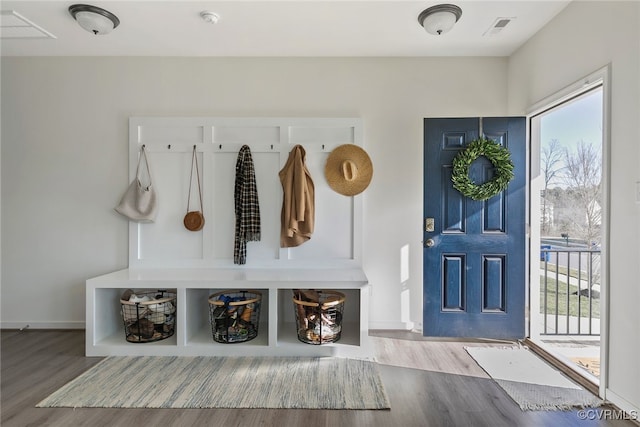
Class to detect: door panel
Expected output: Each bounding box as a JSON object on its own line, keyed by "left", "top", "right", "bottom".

{"left": 484, "top": 194, "right": 506, "bottom": 232}
{"left": 483, "top": 255, "right": 506, "bottom": 312}
{"left": 443, "top": 255, "right": 465, "bottom": 311}
{"left": 442, "top": 172, "right": 465, "bottom": 233}
{"left": 423, "top": 117, "right": 525, "bottom": 339}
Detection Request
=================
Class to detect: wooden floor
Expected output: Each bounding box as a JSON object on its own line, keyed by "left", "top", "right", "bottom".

{"left": 1, "top": 329, "right": 633, "bottom": 427}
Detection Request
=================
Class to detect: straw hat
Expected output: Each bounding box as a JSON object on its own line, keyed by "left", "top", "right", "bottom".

{"left": 324, "top": 144, "right": 373, "bottom": 196}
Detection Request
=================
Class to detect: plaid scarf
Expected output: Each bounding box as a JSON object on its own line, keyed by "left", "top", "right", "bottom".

{"left": 234, "top": 145, "right": 261, "bottom": 264}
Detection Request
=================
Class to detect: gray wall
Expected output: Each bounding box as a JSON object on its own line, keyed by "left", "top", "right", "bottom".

{"left": 1, "top": 56, "right": 508, "bottom": 329}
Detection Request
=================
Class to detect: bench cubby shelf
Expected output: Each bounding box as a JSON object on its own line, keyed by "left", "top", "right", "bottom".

{"left": 86, "top": 268, "right": 371, "bottom": 358}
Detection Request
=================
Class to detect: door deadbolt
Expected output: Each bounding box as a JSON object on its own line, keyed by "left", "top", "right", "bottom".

{"left": 424, "top": 238, "right": 435, "bottom": 247}
{"left": 425, "top": 218, "right": 435, "bottom": 232}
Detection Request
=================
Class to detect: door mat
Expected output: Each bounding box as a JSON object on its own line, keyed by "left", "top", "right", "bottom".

{"left": 465, "top": 346, "right": 602, "bottom": 411}
{"left": 570, "top": 357, "right": 600, "bottom": 377}
{"left": 37, "top": 356, "right": 390, "bottom": 410}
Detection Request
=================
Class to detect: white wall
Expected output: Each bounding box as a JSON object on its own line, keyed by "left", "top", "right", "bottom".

{"left": 1, "top": 56, "right": 508, "bottom": 329}
{"left": 507, "top": 1, "right": 640, "bottom": 414}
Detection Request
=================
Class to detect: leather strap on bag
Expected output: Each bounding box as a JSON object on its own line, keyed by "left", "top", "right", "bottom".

{"left": 137, "top": 145, "right": 152, "bottom": 188}
{"left": 184, "top": 145, "right": 205, "bottom": 231}
{"left": 187, "top": 145, "right": 203, "bottom": 215}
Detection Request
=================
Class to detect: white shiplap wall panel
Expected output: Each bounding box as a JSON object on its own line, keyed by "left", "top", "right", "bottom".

{"left": 129, "top": 117, "right": 362, "bottom": 268}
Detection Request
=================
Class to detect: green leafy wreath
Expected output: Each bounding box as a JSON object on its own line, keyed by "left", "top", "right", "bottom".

{"left": 451, "top": 137, "right": 514, "bottom": 201}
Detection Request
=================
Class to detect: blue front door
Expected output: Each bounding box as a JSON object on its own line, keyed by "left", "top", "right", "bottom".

{"left": 423, "top": 117, "right": 526, "bottom": 339}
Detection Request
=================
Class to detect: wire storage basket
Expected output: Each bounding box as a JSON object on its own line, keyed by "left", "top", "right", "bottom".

{"left": 208, "top": 290, "right": 262, "bottom": 343}
{"left": 120, "top": 289, "right": 176, "bottom": 343}
{"left": 293, "top": 289, "right": 345, "bottom": 345}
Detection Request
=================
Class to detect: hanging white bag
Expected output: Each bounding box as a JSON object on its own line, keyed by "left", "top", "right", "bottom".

{"left": 115, "top": 145, "right": 158, "bottom": 222}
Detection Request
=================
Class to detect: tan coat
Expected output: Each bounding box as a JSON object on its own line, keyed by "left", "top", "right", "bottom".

{"left": 279, "top": 145, "right": 314, "bottom": 247}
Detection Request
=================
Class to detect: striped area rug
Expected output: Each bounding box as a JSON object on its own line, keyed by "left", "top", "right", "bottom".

{"left": 37, "top": 356, "right": 390, "bottom": 410}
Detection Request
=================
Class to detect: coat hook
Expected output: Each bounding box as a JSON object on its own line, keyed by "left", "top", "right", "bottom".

{"left": 322, "top": 144, "right": 325, "bottom": 150}
{"left": 271, "top": 144, "right": 273, "bottom": 150}
{"left": 168, "top": 144, "right": 171, "bottom": 149}
{"left": 219, "top": 144, "right": 222, "bottom": 149}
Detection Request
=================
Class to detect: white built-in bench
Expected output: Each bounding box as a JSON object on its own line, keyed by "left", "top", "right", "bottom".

{"left": 86, "top": 267, "right": 371, "bottom": 358}
{"left": 86, "top": 117, "right": 371, "bottom": 358}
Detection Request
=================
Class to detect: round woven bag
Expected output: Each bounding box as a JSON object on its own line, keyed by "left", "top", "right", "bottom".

{"left": 183, "top": 211, "right": 205, "bottom": 231}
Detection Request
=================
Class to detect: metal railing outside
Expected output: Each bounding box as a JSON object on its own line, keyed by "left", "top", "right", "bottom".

{"left": 539, "top": 247, "right": 601, "bottom": 336}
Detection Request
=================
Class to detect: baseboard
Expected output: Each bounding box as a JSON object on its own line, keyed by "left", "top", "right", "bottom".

{"left": 2, "top": 320, "right": 415, "bottom": 334}
{"left": 605, "top": 389, "right": 640, "bottom": 424}
{"left": 368, "top": 321, "right": 416, "bottom": 330}
{"left": 1, "top": 321, "right": 85, "bottom": 330}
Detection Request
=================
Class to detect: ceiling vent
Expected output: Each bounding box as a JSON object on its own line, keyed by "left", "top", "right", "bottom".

{"left": 483, "top": 17, "right": 514, "bottom": 37}
{"left": 1, "top": 10, "right": 56, "bottom": 39}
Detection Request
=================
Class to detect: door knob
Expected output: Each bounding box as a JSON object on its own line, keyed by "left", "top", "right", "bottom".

{"left": 425, "top": 238, "right": 435, "bottom": 247}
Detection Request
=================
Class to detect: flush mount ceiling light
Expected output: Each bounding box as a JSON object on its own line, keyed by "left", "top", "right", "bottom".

{"left": 418, "top": 4, "right": 462, "bottom": 35}
{"left": 69, "top": 4, "right": 120, "bottom": 35}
